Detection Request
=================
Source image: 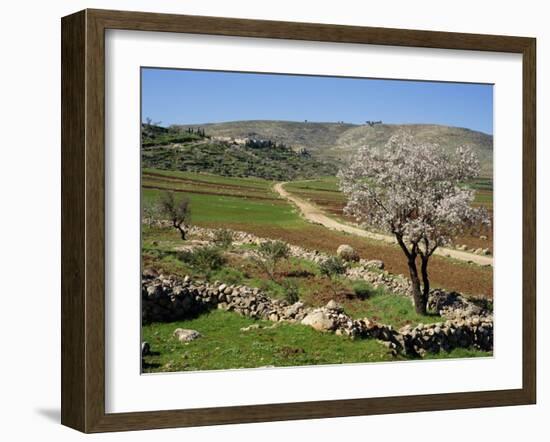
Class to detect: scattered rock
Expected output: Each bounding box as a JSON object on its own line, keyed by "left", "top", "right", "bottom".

{"left": 240, "top": 324, "right": 260, "bottom": 332}
{"left": 142, "top": 268, "right": 158, "bottom": 278}
{"left": 173, "top": 328, "right": 202, "bottom": 342}
{"left": 365, "top": 259, "right": 384, "bottom": 270}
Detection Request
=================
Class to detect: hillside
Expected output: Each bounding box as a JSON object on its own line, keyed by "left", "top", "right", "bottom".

{"left": 174, "top": 121, "right": 493, "bottom": 175}
{"left": 141, "top": 124, "right": 337, "bottom": 180}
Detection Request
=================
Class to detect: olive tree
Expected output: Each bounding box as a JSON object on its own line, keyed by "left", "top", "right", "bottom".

{"left": 158, "top": 191, "right": 191, "bottom": 240}
{"left": 338, "top": 133, "right": 490, "bottom": 314}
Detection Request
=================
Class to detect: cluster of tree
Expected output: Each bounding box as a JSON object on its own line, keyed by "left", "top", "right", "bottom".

{"left": 244, "top": 138, "right": 288, "bottom": 150}
{"left": 365, "top": 120, "right": 383, "bottom": 126}
{"left": 186, "top": 127, "right": 206, "bottom": 137}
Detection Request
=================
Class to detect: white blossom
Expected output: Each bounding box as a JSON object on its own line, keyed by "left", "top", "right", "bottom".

{"left": 338, "top": 132, "right": 490, "bottom": 256}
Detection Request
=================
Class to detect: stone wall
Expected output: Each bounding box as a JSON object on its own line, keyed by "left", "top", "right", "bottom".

{"left": 142, "top": 271, "right": 493, "bottom": 357}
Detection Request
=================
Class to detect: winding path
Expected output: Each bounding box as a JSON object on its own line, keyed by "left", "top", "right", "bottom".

{"left": 273, "top": 182, "right": 493, "bottom": 267}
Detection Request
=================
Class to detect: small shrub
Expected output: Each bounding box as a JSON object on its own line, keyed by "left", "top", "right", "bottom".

{"left": 352, "top": 280, "right": 373, "bottom": 299}
{"left": 255, "top": 240, "right": 290, "bottom": 280}
{"left": 178, "top": 246, "right": 225, "bottom": 277}
{"left": 212, "top": 228, "right": 234, "bottom": 249}
{"left": 282, "top": 280, "right": 300, "bottom": 304}
{"left": 256, "top": 279, "right": 284, "bottom": 298}
{"left": 320, "top": 256, "right": 346, "bottom": 296}
{"left": 319, "top": 256, "right": 346, "bottom": 278}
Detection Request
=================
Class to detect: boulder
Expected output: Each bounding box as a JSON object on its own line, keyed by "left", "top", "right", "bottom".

{"left": 301, "top": 310, "right": 335, "bottom": 332}
{"left": 336, "top": 244, "right": 359, "bottom": 262}
{"left": 173, "top": 328, "right": 202, "bottom": 342}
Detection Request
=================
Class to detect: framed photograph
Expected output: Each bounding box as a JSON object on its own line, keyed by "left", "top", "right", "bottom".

{"left": 61, "top": 9, "right": 536, "bottom": 433}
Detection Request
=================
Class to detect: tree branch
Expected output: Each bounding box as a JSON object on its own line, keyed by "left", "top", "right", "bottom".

{"left": 395, "top": 232, "right": 414, "bottom": 260}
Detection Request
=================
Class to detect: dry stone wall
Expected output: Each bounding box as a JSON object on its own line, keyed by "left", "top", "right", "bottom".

{"left": 142, "top": 270, "right": 493, "bottom": 356}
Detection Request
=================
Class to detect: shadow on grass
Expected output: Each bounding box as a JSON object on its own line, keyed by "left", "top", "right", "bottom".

{"left": 142, "top": 360, "right": 162, "bottom": 370}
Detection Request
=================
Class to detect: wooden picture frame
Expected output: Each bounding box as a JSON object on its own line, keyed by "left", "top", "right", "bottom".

{"left": 61, "top": 8, "right": 536, "bottom": 433}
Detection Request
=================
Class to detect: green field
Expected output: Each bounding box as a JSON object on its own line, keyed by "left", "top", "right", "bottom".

{"left": 142, "top": 309, "right": 490, "bottom": 373}
{"left": 143, "top": 168, "right": 300, "bottom": 227}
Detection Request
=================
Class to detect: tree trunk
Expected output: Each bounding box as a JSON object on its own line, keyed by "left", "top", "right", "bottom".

{"left": 407, "top": 257, "right": 426, "bottom": 315}
{"left": 420, "top": 256, "right": 430, "bottom": 314}
{"left": 176, "top": 224, "right": 186, "bottom": 240}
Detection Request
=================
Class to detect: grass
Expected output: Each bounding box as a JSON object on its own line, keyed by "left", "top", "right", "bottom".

{"left": 142, "top": 309, "right": 491, "bottom": 373}
{"left": 143, "top": 167, "right": 272, "bottom": 190}
{"left": 143, "top": 188, "right": 299, "bottom": 227}
{"left": 285, "top": 176, "right": 341, "bottom": 193}
{"left": 423, "top": 347, "right": 493, "bottom": 360}
{"left": 142, "top": 309, "right": 394, "bottom": 372}
{"left": 341, "top": 289, "right": 439, "bottom": 328}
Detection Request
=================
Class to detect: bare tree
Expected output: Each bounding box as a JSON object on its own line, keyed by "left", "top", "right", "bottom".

{"left": 338, "top": 133, "right": 490, "bottom": 314}
{"left": 158, "top": 191, "right": 191, "bottom": 240}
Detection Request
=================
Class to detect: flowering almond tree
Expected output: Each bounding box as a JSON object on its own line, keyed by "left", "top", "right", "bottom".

{"left": 338, "top": 133, "right": 490, "bottom": 314}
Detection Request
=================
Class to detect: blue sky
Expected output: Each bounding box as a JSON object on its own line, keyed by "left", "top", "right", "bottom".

{"left": 141, "top": 68, "right": 493, "bottom": 134}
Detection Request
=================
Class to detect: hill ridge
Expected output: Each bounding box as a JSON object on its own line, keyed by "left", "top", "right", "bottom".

{"left": 171, "top": 120, "right": 493, "bottom": 175}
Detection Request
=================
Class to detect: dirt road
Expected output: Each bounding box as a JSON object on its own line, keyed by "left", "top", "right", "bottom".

{"left": 273, "top": 182, "right": 493, "bottom": 267}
